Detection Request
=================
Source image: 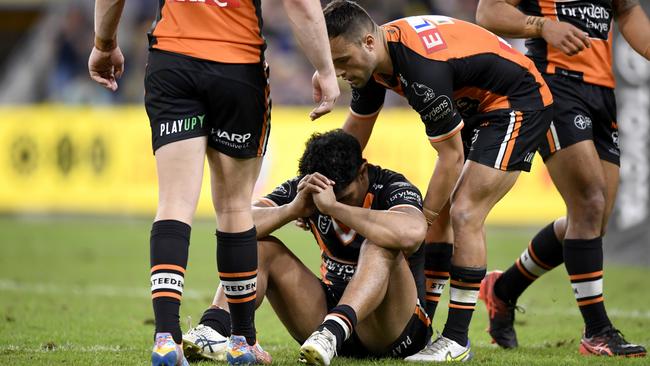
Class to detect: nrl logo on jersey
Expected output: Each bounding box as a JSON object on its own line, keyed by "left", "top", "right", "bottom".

{"left": 318, "top": 215, "right": 332, "bottom": 234}
{"left": 412, "top": 82, "right": 435, "bottom": 103}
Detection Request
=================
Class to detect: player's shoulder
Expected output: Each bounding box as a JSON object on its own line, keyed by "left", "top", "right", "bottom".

{"left": 369, "top": 165, "right": 419, "bottom": 194}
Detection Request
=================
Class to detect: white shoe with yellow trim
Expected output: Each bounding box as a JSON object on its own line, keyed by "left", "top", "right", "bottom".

{"left": 404, "top": 334, "right": 473, "bottom": 362}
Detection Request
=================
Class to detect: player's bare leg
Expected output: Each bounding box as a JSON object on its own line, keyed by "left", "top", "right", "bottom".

{"left": 206, "top": 149, "right": 271, "bottom": 364}
{"left": 151, "top": 137, "right": 207, "bottom": 366}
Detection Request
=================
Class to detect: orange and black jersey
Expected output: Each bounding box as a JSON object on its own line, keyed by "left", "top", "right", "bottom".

{"left": 351, "top": 16, "right": 552, "bottom": 142}
{"left": 259, "top": 165, "right": 424, "bottom": 288}
{"left": 148, "top": 0, "right": 266, "bottom": 64}
{"left": 518, "top": 0, "right": 615, "bottom": 88}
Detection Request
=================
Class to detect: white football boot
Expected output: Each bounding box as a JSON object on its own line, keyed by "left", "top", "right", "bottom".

{"left": 299, "top": 328, "right": 337, "bottom": 366}
{"left": 182, "top": 324, "right": 227, "bottom": 361}
{"left": 404, "top": 334, "right": 473, "bottom": 362}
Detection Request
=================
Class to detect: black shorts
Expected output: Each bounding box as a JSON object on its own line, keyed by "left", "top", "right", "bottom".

{"left": 144, "top": 50, "right": 271, "bottom": 157}
{"left": 320, "top": 282, "right": 432, "bottom": 359}
{"left": 462, "top": 107, "right": 553, "bottom": 172}
{"left": 537, "top": 74, "right": 619, "bottom": 165}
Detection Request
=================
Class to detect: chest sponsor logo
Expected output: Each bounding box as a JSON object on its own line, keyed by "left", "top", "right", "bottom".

{"left": 556, "top": 1, "right": 612, "bottom": 40}
{"left": 574, "top": 114, "right": 592, "bottom": 130}
{"left": 160, "top": 114, "right": 205, "bottom": 137}
{"left": 173, "top": 0, "right": 241, "bottom": 8}
{"left": 455, "top": 97, "right": 480, "bottom": 118}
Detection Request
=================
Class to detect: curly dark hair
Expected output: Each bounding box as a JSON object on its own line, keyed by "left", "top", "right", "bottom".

{"left": 323, "top": 0, "right": 376, "bottom": 41}
{"left": 298, "top": 129, "right": 364, "bottom": 194}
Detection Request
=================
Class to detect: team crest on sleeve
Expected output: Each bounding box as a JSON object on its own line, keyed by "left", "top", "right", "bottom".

{"left": 412, "top": 83, "right": 436, "bottom": 103}
{"left": 271, "top": 183, "right": 291, "bottom": 198}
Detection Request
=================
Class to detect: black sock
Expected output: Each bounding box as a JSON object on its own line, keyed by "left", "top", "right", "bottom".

{"left": 495, "top": 222, "right": 563, "bottom": 304}
{"left": 200, "top": 307, "right": 231, "bottom": 337}
{"left": 150, "top": 220, "right": 191, "bottom": 344}
{"left": 318, "top": 304, "right": 357, "bottom": 351}
{"left": 424, "top": 242, "right": 453, "bottom": 320}
{"left": 217, "top": 227, "right": 258, "bottom": 346}
{"left": 442, "top": 266, "right": 486, "bottom": 346}
{"left": 564, "top": 237, "right": 611, "bottom": 337}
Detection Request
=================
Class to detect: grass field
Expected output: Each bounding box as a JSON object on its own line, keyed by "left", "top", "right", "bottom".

{"left": 0, "top": 216, "right": 648, "bottom": 365}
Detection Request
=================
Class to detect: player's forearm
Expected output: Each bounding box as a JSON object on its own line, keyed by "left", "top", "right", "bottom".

{"left": 423, "top": 150, "right": 464, "bottom": 219}
{"left": 252, "top": 205, "right": 297, "bottom": 238}
{"left": 327, "top": 204, "right": 426, "bottom": 251}
{"left": 94, "top": 0, "right": 125, "bottom": 50}
{"left": 617, "top": 6, "right": 650, "bottom": 60}
{"left": 283, "top": 0, "right": 336, "bottom": 76}
{"left": 476, "top": 0, "right": 544, "bottom": 38}
{"left": 342, "top": 113, "right": 378, "bottom": 150}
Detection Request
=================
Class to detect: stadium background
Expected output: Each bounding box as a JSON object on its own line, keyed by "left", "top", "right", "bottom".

{"left": 0, "top": 1, "right": 648, "bottom": 365}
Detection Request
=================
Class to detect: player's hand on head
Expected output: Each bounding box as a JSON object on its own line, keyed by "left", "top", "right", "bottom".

{"left": 88, "top": 46, "right": 124, "bottom": 92}
{"left": 310, "top": 70, "right": 340, "bottom": 121}
{"left": 312, "top": 183, "right": 337, "bottom": 216}
{"left": 541, "top": 20, "right": 590, "bottom": 56}
{"left": 290, "top": 175, "right": 320, "bottom": 218}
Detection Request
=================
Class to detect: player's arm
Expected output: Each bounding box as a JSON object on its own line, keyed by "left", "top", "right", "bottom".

{"left": 88, "top": 0, "right": 125, "bottom": 91}
{"left": 343, "top": 79, "right": 386, "bottom": 149}
{"left": 615, "top": 0, "right": 650, "bottom": 60}
{"left": 311, "top": 177, "right": 427, "bottom": 254}
{"left": 424, "top": 133, "right": 464, "bottom": 224}
{"left": 342, "top": 112, "right": 379, "bottom": 150}
{"left": 282, "top": 0, "right": 339, "bottom": 120}
{"left": 476, "top": 0, "right": 590, "bottom": 56}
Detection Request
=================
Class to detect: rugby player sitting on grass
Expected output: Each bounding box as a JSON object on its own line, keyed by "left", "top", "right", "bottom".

{"left": 183, "top": 129, "right": 432, "bottom": 365}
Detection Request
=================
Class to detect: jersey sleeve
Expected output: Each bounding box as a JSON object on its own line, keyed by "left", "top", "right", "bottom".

{"left": 350, "top": 77, "right": 386, "bottom": 117}
{"left": 406, "top": 57, "right": 463, "bottom": 142}
{"left": 377, "top": 178, "right": 424, "bottom": 212}
{"left": 259, "top": 177, "right": 300, "bottom": 207}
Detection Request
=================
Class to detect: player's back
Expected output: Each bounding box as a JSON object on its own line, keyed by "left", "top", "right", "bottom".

{"left": 383, "top": 16, "right": 553, "bottom": 116}
{"left": 518, "top": 0, "right": 614, "bottom": 88}
{"left": 148, "top": 0, "right": 266, "bottom": 64}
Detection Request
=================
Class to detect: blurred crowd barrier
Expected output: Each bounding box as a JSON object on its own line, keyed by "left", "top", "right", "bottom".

{"left": 0, "top": 106, "right": 564, "bottom": 224}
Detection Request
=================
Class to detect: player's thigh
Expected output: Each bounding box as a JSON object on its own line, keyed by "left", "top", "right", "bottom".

{"left": 355, "top": 250, "right": 421, "bottom": 355}
{"left": 261, "top": 237, "right": 328, "bottom": 343}
{"left": 145, "top": 51, "right": 211, "bottom": 223}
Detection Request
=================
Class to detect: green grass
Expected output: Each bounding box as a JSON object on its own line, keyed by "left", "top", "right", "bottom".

{"left": 0, "top": 217, "right": 648, "bottom": 365}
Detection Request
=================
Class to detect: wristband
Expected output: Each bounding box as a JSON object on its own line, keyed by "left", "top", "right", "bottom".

{"left": 423, "top": 208, "right": 439, "bottom": 225}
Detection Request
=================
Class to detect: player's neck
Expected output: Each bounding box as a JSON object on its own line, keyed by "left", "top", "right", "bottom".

{"left": 374, "top": 29, "right": 393, "bottom": 76}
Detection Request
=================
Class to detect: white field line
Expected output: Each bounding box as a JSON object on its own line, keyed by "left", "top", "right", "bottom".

{"left": 2, "top": 279, "right": 650, "bottom": 320}
{"left": 0, "top": 344, "right": 137, "bottom": 353}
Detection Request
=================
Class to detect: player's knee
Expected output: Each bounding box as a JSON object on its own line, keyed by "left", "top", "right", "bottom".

{"left": 571, "top": 186, "right": 606, "bottom": 224}
{"left": 449, "top": 203, "right": 481, "bottom": 231}
{"left": 258, "top": 236, "right": 288, "bottom": 267}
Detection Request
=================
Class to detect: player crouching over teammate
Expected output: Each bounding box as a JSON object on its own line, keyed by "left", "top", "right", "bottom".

{"left": 183, "top": 129, "right": 432, "bottom": 365}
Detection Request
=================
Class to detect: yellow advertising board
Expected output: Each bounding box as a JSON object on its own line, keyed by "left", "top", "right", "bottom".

{"left": 0, "top": 106, "right": 564, "bottom": 224}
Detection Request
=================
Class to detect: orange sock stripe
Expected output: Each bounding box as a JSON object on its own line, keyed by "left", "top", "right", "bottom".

{"left": 226, "top": 294, "right": 256, "bottom": 304}
{"left": 219, "top": 270, "right": 258, "bottom": 278}
{"left": 152, "top": 291, "right": 182, "bottom": 301}
{"left": 151, "top": 264, "right": 185, "bottom": 274}
{"left": 569, "top": 271, "right": 603, "bottom": 281}
{"left": 414, "top": 305, "right": 431, "bottom": 326}
{"left": 578, "top": 296, "right": 604, "bottom": 306}
{"left": 450, "top": 280, "right": 481, "bottom": 288}
{"left": 331, "top": 313, "right": 353, "bottom": 330}
{"left": 449, "top": 303, "right": 475, "bottom": 310}
{"left": 425, "top": 295, "right": 441, "bottom": 302}
{"left": 424, "top": 270, "right": 450, "bottom": 277}
{"left": 527, "top": 243, "right": 553, "bottom": 270}
{"left": 515, "top": 259, "right": 537, "bottom": 280}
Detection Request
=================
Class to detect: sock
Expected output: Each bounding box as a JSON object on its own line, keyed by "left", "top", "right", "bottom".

{"left": 442, "top": 266, "right": 486, "bottom": 346}
{"left": 564, "top": 237, "right": 612, "bottom": 337}
{"left": 150, "top": 220, "right": 191, "bottom": 344}
{"left": 217, "top": 227, "right": 258, "bottom": 346}
{"left": 424, "top": 242, "right": 453, "bottom": 320}
{"left": 200, "top": 307, "right": 231, "bottom": 337}
{"left": 407, "top": 244, "right": 426, "bottom": 308}
{"left": 318, "top": 305, "right": 357, "bottom": 351}
{"left": 495, "top": 222, "right": 564, "bottom": 304}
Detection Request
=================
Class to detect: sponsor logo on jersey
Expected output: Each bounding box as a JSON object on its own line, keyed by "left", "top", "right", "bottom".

{"left": 405, "top": 17, "right": 448, "bottom": 53}
{"left": 270, "top": 183, "right": 290, "bottom": 199}
{"left": 160, "top": 114, "right": 205, "bottom": 137}
{"left": 173, "top": 0, "right": 241, "bottom": 8}
{"left": 455, "top": 97, "right": 480, "bottom": 118}
{"left": 556, "top": 1, "right": 612, "bottom": 40}
{"left": 388, "top": 189, "right": 423, "bottom": 206}
{"left": 574, "top": 114, "right": 592, "bottom": 130}
{"left": 611, "top": 131, "right": 619, "bottom": 149}
{"left": 421, "top": 96, "right": 453, "bottom": 123}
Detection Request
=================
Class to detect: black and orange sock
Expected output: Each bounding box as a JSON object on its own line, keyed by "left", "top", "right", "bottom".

{"left": 318, "top": 304, "right": 357, "bottom": 351}
{"left": 200, "top": 306, "right": 231, "bottom": 337}
{"left": 150, "top": 219, "right": 191, "bottom": 344}
{"left": 424, "top": 242, "right": 452, "bottom": 320}
{"left": 564, "top": 237, "right": 612, "bottom": 337}
{"left": 217, "top": 227, "right": 258, "bottom": 345}
{"left": 495, "top": 222, "right": 563, "bottom": 304}
{"left": 442, "top": 266, "right": 485, "bottom": 346}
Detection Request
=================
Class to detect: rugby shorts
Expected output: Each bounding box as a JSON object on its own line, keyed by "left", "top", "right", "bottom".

{"left": 461, "top": 107, "right": 553, "bottom": 172}
{"left": 537, "top": 74, "right": 619, "bottom": 165}
{"left": 144, "top": 49, "right": 271, "bottom": 158}
{"left": 320, "top": 282, "right": 432, "bottom": 359}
